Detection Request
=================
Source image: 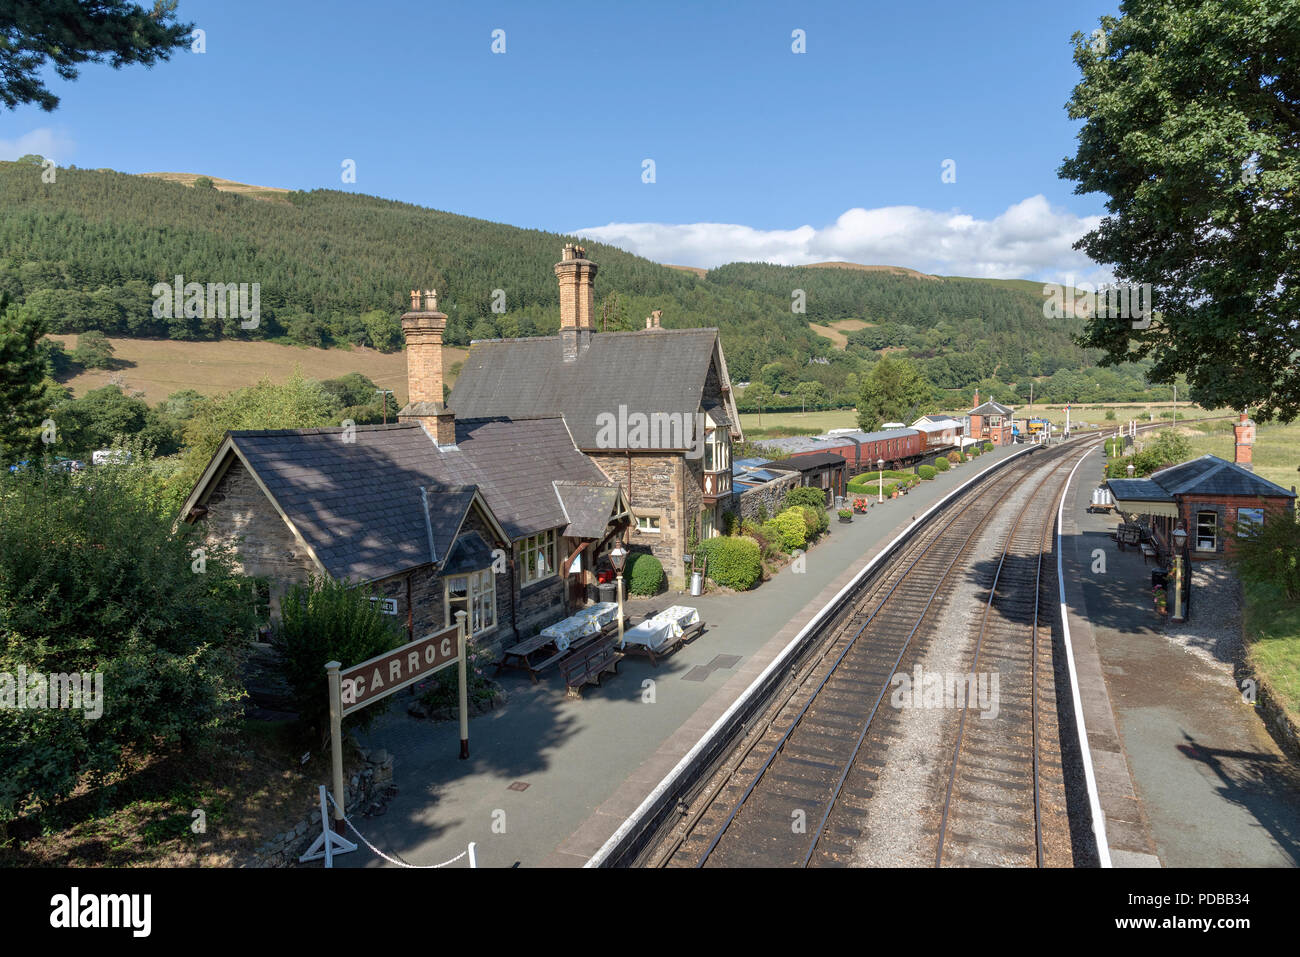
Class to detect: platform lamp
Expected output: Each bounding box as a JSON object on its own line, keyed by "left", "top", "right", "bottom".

{"left": 1171, "top": 523, "right": 1188, "bottom": 622}
{"left": 609, "top": 542, "right": 627, "bottom": 647}
{"left": 877, "top": 457, "right": 885, "bottom": 505}
{"left": 1126, "top": 463, "right": 1135, "bottom": 478}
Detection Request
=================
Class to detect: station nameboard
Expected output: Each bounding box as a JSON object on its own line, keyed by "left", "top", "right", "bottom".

{"left": 339, "top": 624, "right": 459, "bottom": 716}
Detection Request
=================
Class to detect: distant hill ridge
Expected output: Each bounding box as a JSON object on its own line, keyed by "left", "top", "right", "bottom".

{"left": 0, "top": 161, "right": 1113, "bottom": 392}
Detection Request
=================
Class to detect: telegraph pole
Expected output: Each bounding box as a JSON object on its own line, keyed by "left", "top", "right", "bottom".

{"left": 375, "top": 389, "right": 394, "bottom": 425}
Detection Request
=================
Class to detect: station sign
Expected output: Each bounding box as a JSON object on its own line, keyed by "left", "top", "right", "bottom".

{"left": 339, "top": 623, "right": 459, "bottom": 716}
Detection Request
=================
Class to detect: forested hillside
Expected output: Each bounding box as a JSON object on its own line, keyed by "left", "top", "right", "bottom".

{"left": 0, "top": 159, "right": 1166, "bottom": 403}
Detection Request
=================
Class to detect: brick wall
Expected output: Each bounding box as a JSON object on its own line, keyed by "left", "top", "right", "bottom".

{"left": 1179, "top": 494, "right": 1294, "bottom": 560}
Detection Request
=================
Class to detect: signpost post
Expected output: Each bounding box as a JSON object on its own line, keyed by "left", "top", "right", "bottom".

{"left": 302, "top": 612, "right": 468, "bottom": 865}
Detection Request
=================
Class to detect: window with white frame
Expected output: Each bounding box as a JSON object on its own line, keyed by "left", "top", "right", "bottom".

{"left": 701, "top": 508, "right": 716, "bottom": 540}
{"left": 1237, "top": 507, "right": 1264, "bottom": 537}
{"left": 635, "top": 513, "right": 661, "bottom": 534}
{"left": 444, "top": 568, "right": 496, "bottom": 634}
{"left": 516, "top": 530, "right": 557, "bottom": 585}
{"left": 704, "top": 426, "right": 730, "bottom": 473}
{"left": 1195, "top": 511, "right": 1218, "bottom": 552}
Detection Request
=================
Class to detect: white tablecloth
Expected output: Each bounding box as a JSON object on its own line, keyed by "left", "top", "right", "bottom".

{"left": 622, "top": 606, "right": 700, "bottom": 650}
{"left": 540, "top": 602, "right": 620, "bottom": 651}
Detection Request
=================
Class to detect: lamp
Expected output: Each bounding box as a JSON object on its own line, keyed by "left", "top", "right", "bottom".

{"left": 1171, "top": 524, "right": 1187, "bottom": 621}
{"left": 609, "top": 543, "right": 627, "bottom": 646}
{"left": 1126, "top": 463, "right": 1135, "bottom": 478}
{"left": 877, "top": 457, "right": 885, "bottom": 505}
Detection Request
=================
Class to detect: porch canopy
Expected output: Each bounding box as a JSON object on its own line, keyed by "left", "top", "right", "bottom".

{"left": 1104, "top": 478, "right": 1179, "bottom": 519}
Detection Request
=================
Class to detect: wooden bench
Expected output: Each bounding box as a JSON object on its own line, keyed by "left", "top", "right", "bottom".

{"left": 559, "top": 634, "right": 622, "bottom": 698}
{"left": 496, "top": 626, "right": 609, "bottom": 683}
{"left": 1116, "top": 523, "right": 1143, "bottom": 550}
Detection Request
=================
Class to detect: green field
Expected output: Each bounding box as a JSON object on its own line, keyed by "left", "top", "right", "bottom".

{"left": 1180, "top": 418, "right": 1300, "bottom": 493}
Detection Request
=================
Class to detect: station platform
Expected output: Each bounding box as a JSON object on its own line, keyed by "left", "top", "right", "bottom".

{"left": 335, "top": 446, "right": 1022, "bottom": 868}
{"left": 1060, "top": 445, "right": 1300, "bottom": 867}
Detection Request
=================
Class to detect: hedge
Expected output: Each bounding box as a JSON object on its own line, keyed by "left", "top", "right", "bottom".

{"left": 771, "top": 508, "right": 808, "bottom": 551}
{"left": 626, "top": 551, "right": 665, "bottom": 595}
{"left": 934, "top": 456, "right": 950, "bottom": 471}
{"left": 697, "top": 536, "right": 763, "bottom": 591}
{"left": 917, "top": 464, "right": 937, "bottom": 480}
{"left": 982, "top": 442, "right": 993, "bottom": 453}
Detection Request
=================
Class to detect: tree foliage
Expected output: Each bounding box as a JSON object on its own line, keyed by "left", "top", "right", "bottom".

{"left": 0, "top": 0, "right": 194, "bottom": 111}
{"left": 0, "top": 293, "right": 51, "bottom": 464}
{"left": 0, "top": 458, "right": 255, "bottom": 820}
{"left": 1060, "top": 0, "right": 1300, "bottom": 420}
{"left": 857, "top": 356, "right": 933, "bottom": 430}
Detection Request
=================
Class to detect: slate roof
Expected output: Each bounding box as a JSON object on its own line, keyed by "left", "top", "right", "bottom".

{"left": 971, "top": 401, "right": 1014, "bottom": 416}
{"left": 1148, "top": 455, "right": 1295, "bottom": 499}
{"left": 450, "top": 328, "right": 732, "bottom": 449}
{"left": 1104, "top": 478, "right": 1171, "bottom": 502}
{"left": 554, "top": 480, "right": 624, "bottom": 540}
{"left": 422, "top": 483, "right": 478, "bottom": 566}
{"left": 199, "top": 417, "right": 614, "bottom": 582}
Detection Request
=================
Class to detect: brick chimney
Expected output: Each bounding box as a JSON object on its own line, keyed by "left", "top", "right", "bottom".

{"left": 1234, "top": 411, "right": 1255, "bottom": 471}
{"left": 972, "top": 388, "right": 980, "bottom": 409}
{"left": 555, "top": 243, "right": 597, "bottom": 361}
{"left": 397, "top": 289, "right": 456, "bottom": 447}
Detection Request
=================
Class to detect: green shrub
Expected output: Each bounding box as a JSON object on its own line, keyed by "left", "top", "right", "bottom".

{"left": 837, "top": 508, "right": 853, "bottom": 519}
{"left": 918, "top": 464, "right": 937, "bottom": 480}
{"left": 1229, "top": 511, "right": 1300, "bottom": 600}
{"left": 274, "top": 574, "right": 406, "bottom": 737}
{"left": 783, "top": 486, "right": 829, "bottom": 513}
{"left": 721, "top": 510, "right": 739, "bottom": 536}
{"left": 947, "top": 451, "right": 961, "bottom": 464}
{"left": 934, "top": 456, "right": 950, "bottom": 471}
{"left": 698, "top": 536, "right": 763, "bottom": 590}
{"left": 418, "top": 639, "right": 499, "bottom": 712}
{"left": 982, "top": 442, "right": 993, "bottom": 453}
{"left": 771, "top": 509, "right": 808, "bottom": 551}
{"left": 0, "top": 461, "right": 257, "bottom": 821}
{"left": 626, "top": 551, "right": 665, "bottom": 595}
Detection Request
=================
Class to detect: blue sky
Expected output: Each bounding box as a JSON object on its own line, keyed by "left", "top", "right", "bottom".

{"left": 0, "top": 0, "right": 1121, "bottom": 281}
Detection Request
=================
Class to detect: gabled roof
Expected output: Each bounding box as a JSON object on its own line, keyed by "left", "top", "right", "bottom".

{"left": 442, "top": 531, "right": 496, "bottom": 576}
{"left": 821, "top": 429, "right": 916, "bottom": 445}
{"left": 1148, "top": 455, "right": 1295, "bottom": 499}
{"left": 971, "top": 401, "right": 1014, "bottom": 416}
{"left": 183, "top": 417, "right": 616, "bottom": 582}
{"left": 449, "top": 328, "right": 741, "bottom": 450}
{"left": 553, "top": 480, "right": 630, "bottom": 540}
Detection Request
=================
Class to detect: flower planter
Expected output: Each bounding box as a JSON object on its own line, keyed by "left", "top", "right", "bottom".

{"left": 838, "top": 515, "right": 853, "bottom": 524}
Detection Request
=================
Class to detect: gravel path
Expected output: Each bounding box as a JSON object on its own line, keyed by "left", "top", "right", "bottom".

{"left": 1157, "top": 563, "right": 1243, "bottom": 673}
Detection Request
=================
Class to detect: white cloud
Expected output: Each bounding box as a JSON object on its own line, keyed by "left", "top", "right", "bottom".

{"left": 0, "top": 127, "right": 75, "bottom": 165}
{"left": 576, "top": 195, "right": 1112, "bottom": 286}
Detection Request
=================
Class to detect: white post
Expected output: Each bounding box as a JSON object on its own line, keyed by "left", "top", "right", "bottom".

{"left": 456, "top": 611, "right": 469, "bottom": 760}
{"left": 468, "top": 841, "right": 478, "bottom": 869}
{"left": 616, "top": 574, "right": 625, "bottom": 647}
{"left": 326, "top": 661, "right": 346, "bottom": 827}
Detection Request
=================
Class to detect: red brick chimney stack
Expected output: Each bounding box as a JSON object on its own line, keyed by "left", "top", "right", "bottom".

{"left": 555, "top": 243, "right": 597, "bottom": 361}
{"left": 1234, "top": 410, "right": 1255, "bottom": 471}
{"left": 398, "top": 288, "right": 457, "bottom": 447}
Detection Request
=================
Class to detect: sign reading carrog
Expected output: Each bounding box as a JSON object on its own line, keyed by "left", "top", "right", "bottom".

{"left": 339, "top": 624, "right": 459, "bottom": 716}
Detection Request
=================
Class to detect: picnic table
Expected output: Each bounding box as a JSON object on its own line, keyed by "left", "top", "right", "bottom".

{"left": 620, "top": 605, "right": 704, "bottom": 665}
{"left": 541, "top": 602, "right": 618, "bottom": 651}
{"left": 496, "top": 602, "right": 620, "bottom": 682}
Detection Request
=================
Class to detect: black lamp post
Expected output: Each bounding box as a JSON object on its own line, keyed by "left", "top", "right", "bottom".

{"left": 1171, "top": 524, "right": 1188, "bottom": 622}
{"left": 609, "top": 543, "right": 627, "bottom": 646}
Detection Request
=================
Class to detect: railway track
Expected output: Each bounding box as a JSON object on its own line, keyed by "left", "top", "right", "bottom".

{"left": 643, "top": 439, "right": 1097, "bottom": 868}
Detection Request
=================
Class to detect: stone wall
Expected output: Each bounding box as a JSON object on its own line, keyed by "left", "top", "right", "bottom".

{"left": 737, "top": 472, "right": 800, "bottom": 523}
{"left": 200, "top": 458, "right": 318, "bottom": 616}
{"left": 590, "top": 449, "right": 692, "bottom": 588}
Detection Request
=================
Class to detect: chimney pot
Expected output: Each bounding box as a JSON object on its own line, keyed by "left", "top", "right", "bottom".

{"left": 397, "top": 288, "right": 455, "bottom": 446}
